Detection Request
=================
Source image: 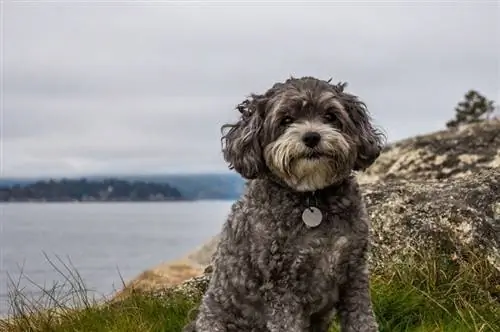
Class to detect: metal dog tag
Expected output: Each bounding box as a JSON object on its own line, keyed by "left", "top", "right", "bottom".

{"left": 302, "top": 207, "right": 323, "bottom": 228}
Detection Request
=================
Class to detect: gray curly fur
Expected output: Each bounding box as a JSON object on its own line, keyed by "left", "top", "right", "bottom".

{"left": 184, "top": 76, "right": 385, "bottom": 332}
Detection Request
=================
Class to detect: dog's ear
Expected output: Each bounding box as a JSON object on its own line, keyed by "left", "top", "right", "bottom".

{"left": 337, "top": 87, "right": 386, "bottom": 171}
{"left": 221, "top": 94, "right": 267, "bottom": 179}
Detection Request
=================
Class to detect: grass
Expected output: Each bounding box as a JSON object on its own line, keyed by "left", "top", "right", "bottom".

{"left": 1, "top": 250, "right": 499, "bottom": 332}
{"left": 367, "top": 251, "right": 500, "bottom": 332}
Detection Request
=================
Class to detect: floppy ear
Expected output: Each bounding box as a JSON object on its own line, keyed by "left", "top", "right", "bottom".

{"left": 221, "top": 94, "right": 267, "bottom": 179}
{"left": 335, "top": 84, "right": 386, "bottom": 171}
{"left": 352, "top": 110, "right": 385, "bottom": 171}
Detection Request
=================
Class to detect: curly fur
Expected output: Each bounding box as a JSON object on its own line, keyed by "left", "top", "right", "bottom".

{"left": 185, "top": 76, "right": 385, "bottom": 332}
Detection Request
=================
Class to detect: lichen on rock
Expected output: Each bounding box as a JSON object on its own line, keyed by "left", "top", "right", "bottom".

{"left": 365, "top": 169, "right": 500, "bottom": 273}
{"left": 358, "top": 119, "right": 500, "bottom": 183}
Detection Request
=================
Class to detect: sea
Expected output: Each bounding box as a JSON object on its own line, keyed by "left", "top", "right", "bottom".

{"left": 0, "top": 201, "right": 234, "bottom": 316}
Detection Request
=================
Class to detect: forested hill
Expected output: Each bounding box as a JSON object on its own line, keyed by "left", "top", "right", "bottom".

{"left": 0, "top": 178, "right": 184, "bottom": 202}
{"left": 0, "top": 173, "right": 246, "bottom": 202}
{"left": 105, "top": 173, "right": 245, "bottom": 200}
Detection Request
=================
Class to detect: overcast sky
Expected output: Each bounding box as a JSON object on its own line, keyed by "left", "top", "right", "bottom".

{"left": 2, "top": 0, "right": 499, "bottom": 178}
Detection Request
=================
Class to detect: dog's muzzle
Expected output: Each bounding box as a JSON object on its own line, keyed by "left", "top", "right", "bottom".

{"left": 264, "top": 120, "right": 354, "bottom": 191}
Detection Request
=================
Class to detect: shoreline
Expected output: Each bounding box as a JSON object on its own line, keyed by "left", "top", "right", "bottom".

{"left": 0, "top": 198, "right": 237, "bottom": 204}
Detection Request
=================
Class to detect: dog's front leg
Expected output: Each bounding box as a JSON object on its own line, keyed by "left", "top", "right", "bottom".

{"left": 266, "top": 301, "right": 308, "bottom": 332}
{"left": 337, "top": 245, "right": 378, "bottom": 332}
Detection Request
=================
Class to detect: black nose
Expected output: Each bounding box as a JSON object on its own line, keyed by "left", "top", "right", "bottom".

{"left": 302, "top": 131, "right": 321, "bottom": 148}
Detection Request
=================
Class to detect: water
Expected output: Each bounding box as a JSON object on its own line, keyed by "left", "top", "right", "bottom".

{"left": 0, "top": 201, "right": 233, "bottom": 315}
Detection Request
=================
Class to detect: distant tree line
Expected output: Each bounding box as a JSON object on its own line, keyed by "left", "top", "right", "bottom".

{"left": 0, "top": 178, "right": 185, "bottom": 202}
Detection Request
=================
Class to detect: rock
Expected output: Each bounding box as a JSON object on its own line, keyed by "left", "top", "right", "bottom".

{"left": 114, "top": 236, "right": 221, "bottom": 300}
{"left": 113, "top": 260, "right": 204, "bottom": 301}
{"left": 152, "top": 274, "right": 211, "bottom": 301}
{"left": 358, "top": 119, "right": 500, "bottom": 184}
{"left": 116, "top": 120, "right": 500, "bottom": 299}
{"left": 364, "top": 168, "right": 500, "bottom": 273}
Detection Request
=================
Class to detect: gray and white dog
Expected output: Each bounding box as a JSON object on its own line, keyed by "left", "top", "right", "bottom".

{"left": 184, "top": 76, "right": 385, "bottom": 332}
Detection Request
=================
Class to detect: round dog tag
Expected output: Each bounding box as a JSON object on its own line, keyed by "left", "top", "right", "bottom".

{"left": 302, "top": 207, "right": 323, "bottom": 228}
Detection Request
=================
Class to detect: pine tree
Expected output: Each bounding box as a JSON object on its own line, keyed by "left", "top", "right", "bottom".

{"left": 446, "top": 90, "right": 496, "bottom": 128}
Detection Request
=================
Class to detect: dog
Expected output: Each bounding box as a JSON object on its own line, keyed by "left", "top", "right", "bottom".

{"left": 184, "top": 76, "right": 385, "bottom": 331}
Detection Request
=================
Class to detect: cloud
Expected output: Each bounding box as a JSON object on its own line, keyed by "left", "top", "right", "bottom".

{"left": 2, "top": 0, "right": 498, "bottom": 177}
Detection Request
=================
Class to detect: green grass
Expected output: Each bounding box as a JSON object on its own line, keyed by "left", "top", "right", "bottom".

{"left": 1, "top": 250, "right": 499, "bottom": 332}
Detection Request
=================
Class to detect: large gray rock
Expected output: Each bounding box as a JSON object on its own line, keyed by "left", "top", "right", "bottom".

{"left": 364, "top": 169, "right": 500, "bottom": 272}
{"left": 359, "top": 119, "right": 500, "bottom": 183}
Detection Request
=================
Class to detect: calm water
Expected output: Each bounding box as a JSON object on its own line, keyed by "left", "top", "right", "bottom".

{"left": 0, "top": 201, "right": 233, "bottom": 315}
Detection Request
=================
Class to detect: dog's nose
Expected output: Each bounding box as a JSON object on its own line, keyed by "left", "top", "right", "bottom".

{"left": 302, "top": 131, "right": 321, "bottom": 148}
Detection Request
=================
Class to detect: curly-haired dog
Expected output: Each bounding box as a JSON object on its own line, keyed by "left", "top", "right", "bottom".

{"left": 184, "top": 76, "right": 385, "bottom": 332}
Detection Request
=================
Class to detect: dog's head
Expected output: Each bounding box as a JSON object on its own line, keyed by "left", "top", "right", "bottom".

{"left": 221, "top": 76, "right": 386, "bottom": 192}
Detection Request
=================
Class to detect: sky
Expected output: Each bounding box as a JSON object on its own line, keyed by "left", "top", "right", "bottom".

{"left": 2, "top": 0, "right": 499, "bottom": 178}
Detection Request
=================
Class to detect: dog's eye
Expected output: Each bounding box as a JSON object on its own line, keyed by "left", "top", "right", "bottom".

{"left": 280, "top": 116, "right": 294, "bottom": 126}
{"left": 324, "top": 113, "right": 338, "bottom": 123}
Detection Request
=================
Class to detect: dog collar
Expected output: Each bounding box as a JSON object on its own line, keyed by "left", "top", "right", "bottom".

{"left": 299, "top": 177, "right": 350, "bottom": 228}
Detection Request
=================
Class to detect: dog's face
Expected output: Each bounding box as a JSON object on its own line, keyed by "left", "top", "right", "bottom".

{"left": 262, "top": 91, "right": 357, "bottom": 192}
{"left": 222, "top": 77, "right": 385, "bottom": 192}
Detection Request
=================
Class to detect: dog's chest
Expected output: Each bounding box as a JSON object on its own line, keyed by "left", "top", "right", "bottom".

{"left": 252, "top": 208, "right": 351, "bottom": 285}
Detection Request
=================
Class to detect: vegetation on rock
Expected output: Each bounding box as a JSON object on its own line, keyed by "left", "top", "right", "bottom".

{"left": 446, "top": 90, "right": 497, "bottom": 128}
